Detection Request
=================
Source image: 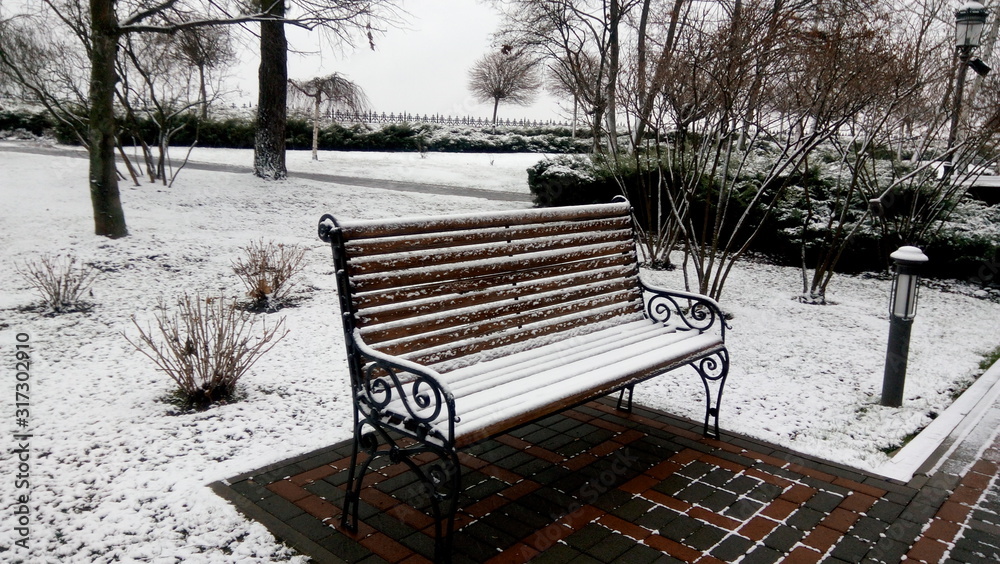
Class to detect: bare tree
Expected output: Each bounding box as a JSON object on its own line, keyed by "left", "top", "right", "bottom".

{"left": 252, "top": 0, "right": 402, "bottom": 180}
{"left": 468, "top": 48, "right": 541, "bottom": 125}
{"left": 494, "top": 0, "right": 636, "bottom": 152}
{"left": 172, "top": 26, "right": 237, "bottom": 120}
{"left": 0, "top": 0, "right": 401, "bottom": 237}
{"left": 0, "top": 13, "right": 90, "bottom": 146}
{"left": 288, "top": 73, "right": 370, "bottom": 160}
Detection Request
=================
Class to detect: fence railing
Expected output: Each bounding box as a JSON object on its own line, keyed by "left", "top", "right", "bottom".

{"left": 320, "top": 110, "right": 571, "bottom": 128}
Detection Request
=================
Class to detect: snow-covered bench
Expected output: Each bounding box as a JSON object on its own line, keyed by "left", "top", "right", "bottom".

{"left": 317, "top": 199, "right": 729, "bottom": 561}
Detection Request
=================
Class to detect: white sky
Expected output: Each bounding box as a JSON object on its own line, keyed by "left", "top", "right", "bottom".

{"left": 228, "top": 0, "right": 564, "bottom": 122}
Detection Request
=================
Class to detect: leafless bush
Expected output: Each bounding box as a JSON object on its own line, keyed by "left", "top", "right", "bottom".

{"left": 232, "top": 240, "right": 306, "bottom": 311}
{"left": 125, "top": 293, "right": 288, "bottom": 408}
{"left": 16, "top": 254, "right": 98, "bottom": 313}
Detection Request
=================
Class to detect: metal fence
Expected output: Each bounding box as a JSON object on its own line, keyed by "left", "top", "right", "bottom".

{"left": 325, "top": 110, "right": 571, "bottom": 128}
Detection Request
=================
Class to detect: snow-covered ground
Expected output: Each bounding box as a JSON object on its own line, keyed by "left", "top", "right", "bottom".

{"left": 1, "top": 142, "right": 998, "bottom": 562}
{"left": 178, "top": 146, "right": 547, "bottom": 193}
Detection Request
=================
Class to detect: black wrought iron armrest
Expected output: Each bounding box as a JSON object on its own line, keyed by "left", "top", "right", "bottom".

{"left": 639, "top": 280, "right": 729, "bottom": 339}
{"left": 350, "top": 331, "right": 459, "bottom": 446}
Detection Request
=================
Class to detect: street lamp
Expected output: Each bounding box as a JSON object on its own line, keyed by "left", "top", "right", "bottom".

{"left": 881, "top": 246, "right": 929, "bottom": 407}
{"left": 948, "top": 1, "right": 992, "bottom": 158}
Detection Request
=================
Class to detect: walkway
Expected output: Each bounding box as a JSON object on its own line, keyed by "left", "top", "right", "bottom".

{"left": 0, "top": 144, "right": 533, "bottom": 203}
{"left": 212, "top": 395, "right": 1000, "bottom": 563}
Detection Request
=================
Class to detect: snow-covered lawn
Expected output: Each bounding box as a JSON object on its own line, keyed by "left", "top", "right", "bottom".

{"left": 1, "top": 142, "right": 998, "bottom": 562}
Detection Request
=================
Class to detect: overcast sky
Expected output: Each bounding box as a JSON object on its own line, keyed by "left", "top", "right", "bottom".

{"left": 229, "top": 0, "right": 562, "bottom": 122}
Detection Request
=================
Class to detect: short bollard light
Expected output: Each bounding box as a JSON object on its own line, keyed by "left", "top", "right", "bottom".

{"left": 881, "top": 246, "right": 929, "bottom": 407}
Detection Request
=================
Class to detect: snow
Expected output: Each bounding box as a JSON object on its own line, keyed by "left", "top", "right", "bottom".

{"left": 1, "top": 141, "right": 999, "bottom": 561}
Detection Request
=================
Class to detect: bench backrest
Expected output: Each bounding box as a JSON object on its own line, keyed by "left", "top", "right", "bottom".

{"left": 322, "top": 201, "right": 645, "bottom": 372}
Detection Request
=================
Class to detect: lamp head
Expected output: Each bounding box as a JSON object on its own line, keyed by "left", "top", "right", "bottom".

{"left": 957, "top": 1, "right": 990, "bottom": 50}
{"left": 889, "top": 246, "right": 928, "bottom": 320}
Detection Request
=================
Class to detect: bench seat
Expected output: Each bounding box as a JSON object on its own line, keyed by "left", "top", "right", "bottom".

{"left": 373, "top": 317, "right": 724, "bottom": 446}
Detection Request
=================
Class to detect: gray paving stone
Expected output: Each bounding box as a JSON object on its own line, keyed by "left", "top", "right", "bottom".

{"left": 785, "top": 507, "right": 825, "bottom": 531}
{"left": 830, "top": 534, "right": 873, "bottom": 562}
{"left": 677, "top": 460, "right": 713, "bottom": 480}
{"left": 257, "top": 494, "right": 306, "bottom": 521}
{"left": 863, "top": 537, "right": 911, "bottom": 564}
{"left": 659, "top": 514, "right": 702, "bottom": 542}
{"left": 723, "top": 475, "right": 761, "bottom": 496}
{"left": 702, "top": 467, "right": 737, "bottom": 487}
{"left": 617, "top": 542, "right": 669, "bottom": 564}
{"left": 635, "top": 506, "right": 683, "bottom": 530}
{"left": 899, "top": 501, "right": 939, "bottom": 523}
{"left": 747, "top": 482, "right": 783, "bottom": 503}
{"left": 529, "top": 543, "right": 586, "bottom": 564}
{"left": 710, "top": 534, "right": 756, "bottom": 561}
{"left": 563, "top": 523, "right": 612, "bottom": 551}
{"left": 315, "top": 529, "right": 372, "bottom": 563}
{"left": 740, "top": 544, "right": 784, "bottom": 564}
{"left": 848, "top": 516, "right": 890, "bottom": 542}
{"left": 684, "top": 523, "right": 728, "bottom": 551}
{"left": 762, "top": 524, "right": 803, "bottom": 552}
{"left": 806, "top": 491, "right": 844, "bottom": 513}
{"left": 725, "top": 498, "right": 764, "bottom": 520}
{"left": 586, "top": 531, "right": 636, "bottom": 561}
{"left": 654, "top": 474, "right": 693, "bottom": 496}
{"left": 701, "top": 489, "right": 740, "bottom": 512}
{"left": 610, "top": 497, "right": 655, "bottom": 521}
{"left": 676, "top": 481, "right": 716, "bottom": 504}
{"left": 866, "top": 499, "right": 906, "bottom": 522}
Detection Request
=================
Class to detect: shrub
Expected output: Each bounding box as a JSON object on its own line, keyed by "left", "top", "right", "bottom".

{"left": 16, "top": 254, "right": 97, "bottom": 313}
{"left": 527, "top": 155, "right": 620, "bottom": 206}
{"left": 125, "top": 294, "right": 288, "bottom": 408}
{"left": 0, "top": 111, "right": 53, "bottom": 136}
{"left": 232, "top": 240, "right": 307, "bottom": 311}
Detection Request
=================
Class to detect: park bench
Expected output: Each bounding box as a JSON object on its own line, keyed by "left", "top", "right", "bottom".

{"left": 317, "top": 198, "right": 730, "bottom": 562}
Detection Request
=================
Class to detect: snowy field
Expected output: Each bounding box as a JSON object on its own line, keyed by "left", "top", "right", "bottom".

{"left": 1, "top": 141, "right": 999, "bottom": 562}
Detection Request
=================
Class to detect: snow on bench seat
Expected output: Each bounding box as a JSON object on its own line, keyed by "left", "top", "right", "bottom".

{"left": 396, "top": 318, "right": 724, "bottom": 446}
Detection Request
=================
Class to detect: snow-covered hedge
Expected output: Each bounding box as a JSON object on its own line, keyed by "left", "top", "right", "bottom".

{"left": 528, "top": 153, "right": 1000, "bottom": 283}
{"left": 34, "top": 110, "right": 592, "bottom": 154}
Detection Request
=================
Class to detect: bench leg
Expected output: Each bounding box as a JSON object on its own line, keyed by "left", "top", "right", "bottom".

{"left": 415, "top": 449, "right": 461, "bottom": 563}
{"left": 691, "top": 349, "right": 729, "bottom": 439}
{"left": 340, "top": 416, "right": 462, "bottom": 562}
{"left": 616, "top": 385, "right": 634, "bottom": 413}
{"left": 341, "top": 420, "right": 378, "bottom": 533}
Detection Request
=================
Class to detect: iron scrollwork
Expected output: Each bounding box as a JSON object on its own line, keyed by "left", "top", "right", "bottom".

{"left": 641, "top": 281, "right": 728, "bottom": 338}
{"left": 354, "top": 337, "right": 457, "bottom": 447}
{"left": 691, "top": 349, "right": 730, "bottom": 440}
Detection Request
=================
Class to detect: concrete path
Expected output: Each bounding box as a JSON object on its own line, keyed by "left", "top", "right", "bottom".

{"left": 0, "top": 144, "right": 533, "bottom": 203}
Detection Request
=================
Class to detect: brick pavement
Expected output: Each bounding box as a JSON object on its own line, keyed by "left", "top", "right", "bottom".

{"left": 212, "top": 397, "right": 1000, "bottom": 563}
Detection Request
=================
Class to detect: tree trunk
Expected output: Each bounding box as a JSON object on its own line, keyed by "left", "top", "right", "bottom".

{"left": 254, "top": 1, "right": 288, "bottom": 180}
{"left": 605, "top": 0, "right": 620, "bottom": 155}
{"left": 198, "top": 62, "right": 208, "bottom": 120}
{"left": 88, "top": 0, "right": 128, "bottom": 238}
{"left": 312, "top": 94, "right": 320, "bottom": 160}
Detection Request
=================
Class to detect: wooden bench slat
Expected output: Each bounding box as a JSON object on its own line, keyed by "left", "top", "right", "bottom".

{"left": 338, "top": 201, "right": 631, "bottom": 239}
{"left": 351, "top": 241, "right": 635, "bottom": 293}
{"left": 346, "top": 228, "right": 633, "bottom": 276}
{"left": 399, "top": 301, "right": 645, "bottom": 368}
{"left": 372, "top": 287, "right": 642, "bottom": 356}
{"left": 359, "top": 277, "right": 639, "bottom": 344}
{"left": 355, "top": 264, "right": 639, "bottom": 327}
{"left": 352, "top": 255, "right": 638, "bottom": 310}
{"left": 344, "top": 216, "right": 632, "bottom": 257}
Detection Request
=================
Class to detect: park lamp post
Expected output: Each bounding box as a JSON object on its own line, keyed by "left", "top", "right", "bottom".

{"left": 947, "top": 1, "right": 991, "bottom": 158}
{"left": 881, "top": 246, "right": 930, "bottom": 407}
